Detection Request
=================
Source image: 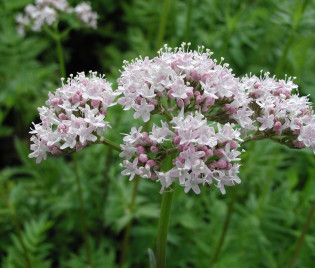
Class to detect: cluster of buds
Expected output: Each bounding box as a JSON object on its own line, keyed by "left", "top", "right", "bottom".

{"left": 29, "top": 72, "right": 118, "bottom": 163}
{"left": 16, "top": 0, "right": 97, "bottom": 35}
{"left": 120, "top": 110, "right": 243, "bottom": 194}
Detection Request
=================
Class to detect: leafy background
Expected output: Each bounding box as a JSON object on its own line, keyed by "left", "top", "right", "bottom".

{"left": 0, "top": 0, "right": 315, "bottom": 267}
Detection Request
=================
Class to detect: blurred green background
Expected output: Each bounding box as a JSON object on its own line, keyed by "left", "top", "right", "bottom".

{"left": 1, "top": 0, "right": 315, "bottom": 267}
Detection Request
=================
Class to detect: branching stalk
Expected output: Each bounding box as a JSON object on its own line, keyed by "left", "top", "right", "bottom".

{"left": 100, "top": 137, "right": 122, "bottom": 152}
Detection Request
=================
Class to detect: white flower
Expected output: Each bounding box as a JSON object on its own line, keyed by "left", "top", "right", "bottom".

{"left": 133, "top": 99, "right": 154, "bottom": 122}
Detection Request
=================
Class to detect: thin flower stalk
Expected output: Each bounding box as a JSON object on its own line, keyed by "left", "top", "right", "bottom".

{"left": 119, "top": 176, "right": 140, "bottom": 268}
{"left": 211, "top": 188, "right": 238, "bottom": 264}
{"left": 155, "top": 0, "right": 171, "bottom": 52}
{"left": 73, "top": 154, "right": 93, "bottom": 267}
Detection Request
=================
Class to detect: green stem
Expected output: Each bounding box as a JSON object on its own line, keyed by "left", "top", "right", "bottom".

{"left": 100, "top": 137, "right": 122, "bottom": 152}
{"left": 275, "top": 32, "right": 295, "bottom": 77}
{"left": 73, "top": 155, "right": 93, "bottom": 267}
{"left": 156, "top": 190, "right": 174, "bottom": 268}
{"left": 156, "top": 0, "right": 171, "bottom": 52}
{"left": 54, "top": 26, "right": 66, "bottom": 78}
{"left": 184, "top": 0, "right": 193, "bottom": 41}
{"left": 211, "top": 188, "right": 237, "bottom": 264}
{"left": 287, "top": 198, "right": 315, "bottom": 268}
{"left": 275, "top": 0, "right": 310, "bottom": 76}
{"left": 119, "top": 176, "right": 140, "bottom": 268}
{"left": 0, "top": 185, "right": 31, "bottom": 268}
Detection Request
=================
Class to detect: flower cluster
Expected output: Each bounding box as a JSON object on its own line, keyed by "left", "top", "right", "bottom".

{"left": 16, "top": 0, "right": 97, "bottom": 35}
{"left": 29, "top": 71, "right": 118, "bottom": 163}
{"left": 120, "top": 110, "right": 243, "bottom": 194}
{"left": 241, "top": 72, "right": 315, "bottom": 152}
{"left": 74, "top": 2, "right": 98, "bottom": 29}
{"left": 118, "top": 43, "right": 315, "bottom": 194}
{"left": 117, "top": 43, "right": 253, "bottom": 129}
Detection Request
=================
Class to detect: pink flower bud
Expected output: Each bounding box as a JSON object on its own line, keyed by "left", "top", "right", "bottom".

{"left": 49, "top": 146, "right": 60, "bottom": 154}
{"left": 208, "top": 163, "right": 216, "bottom": 171}
{"left": 215, "top": 149, "right": 224, "bottom": 157}
{"left": 230, "top": 141, "right": 238, "bottom": 149}
{"left": 177, "top": 99, "right": 184, "bottom": 107}
{"left": 274, "top": 121, "right": 282, "bottom": 129}
{"left": 173, "top": 136, "right": 181, "bottom": 144}
{"left": 254, "top": 82, "right": 261, "bottom": 89}
{"left": 202, "top": 105, "right": 208, "bottom": 112}
{"left": 150, "top": 100, "right": 158, "bottom": 106}
{"left": 136, "top": 146, "right": 145, "bottom": 155}
{"left": 51, "top": 98, "right": 59, "bottom": 106}
{"left": 150, "top": 145, "right": 158, "bottom": 153}
{"left": 139, "top": 154, "right": 148, "bottom": 163}
{"left": 71, "top": 94, "right": 81, "bottom": 104}
{"left": 146, "top": 160, "right": 156, "bottom": 167}
{"left": 226, "top": 162, "right": 232, "bottom": 169}
{"left": 177, "top": 157, "right": 185, "bottom": 164}
{"left": 194, "top": 91, "right": 200, "bottom": 97}
{"left": 199, "top": 145, "right": 208, "bottom": 152}
{"left": 295, "top": 141, "right": 305, "bottom": 148}
{"left": 141, "top": 132, "right": 149, "bottom": 142}
{"left": 58, "top": 113, "right": 67, "bottom": 120}
{"left": 230, "top": 107, "right": 238, "bottom": 114}
{"left": 151, "top": 173, "right": 157, "bottom": 180}
{"left": 216, "top": 159, "right": 227, "bottom": 169}
{"left": 190, "top": 70, "right": 201, "bottom": 80}
{"left": 184, "top": 98, "right": 191, "bottom": 105}
{"left": 178, "top": 144, "right": 184, "bottom": 150}
{"left": 196, "top": 95, "right": 204, "bottom": 104}
{"left": 205, "top": 97, "right": 215, "bottom": 106}
{"left": 205, "top": 149, "right": 213, "bottom": 157}
{"left": 91, "top": 99, "right": 100, "bottom": 107}
{"left": 57, "top": 123, "right": 67, "bottom": 133}
{"left": 186, "top": 91, "right": 193, "bottom": 98}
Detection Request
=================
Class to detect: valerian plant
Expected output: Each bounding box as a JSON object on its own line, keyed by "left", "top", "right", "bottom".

{"left": 28, "top": 43, "right": 315, "bottom": 267}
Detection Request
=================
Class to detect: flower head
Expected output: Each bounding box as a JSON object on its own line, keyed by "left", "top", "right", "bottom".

{"left": 16, "top": 0, "right": 97, "bottom": 35}
{"left": 29, "top": 71, "right": 118, "bottom": 163}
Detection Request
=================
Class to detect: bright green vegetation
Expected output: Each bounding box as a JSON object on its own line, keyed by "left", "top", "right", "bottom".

{"left": 1, "top": 0, "right": 315, "bottom": 267}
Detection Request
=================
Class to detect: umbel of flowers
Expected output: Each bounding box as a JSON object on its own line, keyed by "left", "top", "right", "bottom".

{"left": 29, "top": 71, "right": 118, "bottom": 163}
{"left": 29, "top": 43, "right": 315, "bottom": 194}
{"left": 118, "top": 43, "right": 315, "bottom": 194}
{"left": 16, "top": 0, "right": 97, "bottom": 35}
